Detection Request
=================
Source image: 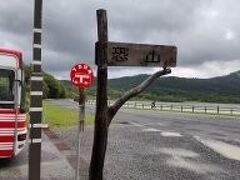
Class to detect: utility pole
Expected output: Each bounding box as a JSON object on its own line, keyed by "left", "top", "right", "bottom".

{"left": 75, "top": 88, "right": 85, "bottom": 180}
{"left": 29, "top": 0, "right": 43, "bottom": 180}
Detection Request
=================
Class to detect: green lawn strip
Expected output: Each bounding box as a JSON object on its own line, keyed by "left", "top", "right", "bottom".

{"left": 43, "top": 101, "right": 94, "bottom": 127}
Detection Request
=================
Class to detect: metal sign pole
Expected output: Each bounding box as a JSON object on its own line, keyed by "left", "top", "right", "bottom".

{"left": 29, "top": 0, "right": 43, "bottom": 180}
{"left": 70, "top": 64, "right": 93, "bottom": 179}
{"left": 75, "top": 88, "right": 85, "bottom": 180}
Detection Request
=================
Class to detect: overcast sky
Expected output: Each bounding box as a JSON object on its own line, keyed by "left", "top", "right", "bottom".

{"left": 0, "top": 0, "right": 240, "bottom": 79}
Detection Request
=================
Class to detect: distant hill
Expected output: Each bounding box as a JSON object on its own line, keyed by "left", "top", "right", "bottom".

{"left": 62, "top": 70, "right": 240, "bottom": 103}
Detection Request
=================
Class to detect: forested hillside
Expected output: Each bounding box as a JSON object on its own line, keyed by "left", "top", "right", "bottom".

{"left": 107, "top": 71, "right": 240, "bottom": 103}
{"left": 24, "top": 64, "right": 240, "bottom": 103}
{"left": 62, "top": 70, "right": 240, "bottom": 103}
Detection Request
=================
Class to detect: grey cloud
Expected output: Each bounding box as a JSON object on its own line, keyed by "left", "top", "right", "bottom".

{"left": 0, "top": 0, "right": 240, "bottom": 79}
{"left": 42, "top": 1, "right": 99, "bottom": 67}
{"left": 109, "top": 0, "right": 203, "bottom": 36}
{"left": 104, "top": 0, "right": 240, "bottom": 67}
{"left": 0, "top": 1, "right": 32, "bottom": 65}
{"left": 0, "top": 1, "right": 32, "bottom": 35}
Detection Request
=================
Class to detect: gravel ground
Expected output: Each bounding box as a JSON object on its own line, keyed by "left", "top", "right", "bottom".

{"left": 52, "top": 122, "right": 240, "bottom": 180}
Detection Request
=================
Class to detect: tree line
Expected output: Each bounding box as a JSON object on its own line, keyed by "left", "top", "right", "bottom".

{"left": 24, "top": 65, "right": 67, "bottom": 99}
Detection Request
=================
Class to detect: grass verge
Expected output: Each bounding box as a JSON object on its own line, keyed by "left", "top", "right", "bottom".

{"left": 43, "top": 101, "right": 94, "bottom": 127}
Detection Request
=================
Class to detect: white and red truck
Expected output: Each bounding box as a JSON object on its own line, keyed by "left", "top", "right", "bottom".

{"left": 0, "top": 48, "right": 27, "bottom": 158}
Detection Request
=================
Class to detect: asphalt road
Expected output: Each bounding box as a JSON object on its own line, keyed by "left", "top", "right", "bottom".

{"left": 110, "top": 109, "right": 240, "bottom": 179}
{"left": 1, "top": 99, "right": 240, "bottom": 180}
{"left": 51, "top": 99, "right": 240, "bottom": 180}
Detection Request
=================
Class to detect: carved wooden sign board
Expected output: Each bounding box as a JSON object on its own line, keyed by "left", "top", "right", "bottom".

{"left": 96, "top": 41, "right": 177, "bottom": 67}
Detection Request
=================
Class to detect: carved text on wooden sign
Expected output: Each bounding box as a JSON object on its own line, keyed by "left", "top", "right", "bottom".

{"left": 95, "top": 41, "right": 177, "bottom": 67}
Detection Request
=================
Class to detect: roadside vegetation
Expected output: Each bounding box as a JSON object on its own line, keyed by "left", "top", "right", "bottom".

{"left": 24, "top": 65, "right": 68, "bottom": 99}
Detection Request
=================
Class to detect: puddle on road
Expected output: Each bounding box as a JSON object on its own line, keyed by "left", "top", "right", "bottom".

{"left": 117, "top": 121, "right": 131, "bottom": 125}
{"left": 158, "top": 148, "right": 223, "bottom": 174}
{"left": 161, "top": 131, "right": 182, "bottom": 137}
{"left": 195, "top": 136, "right": 240, "bottom": 161}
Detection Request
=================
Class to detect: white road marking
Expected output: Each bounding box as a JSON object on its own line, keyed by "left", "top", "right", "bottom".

{"left": 161, "top": 131, "right": 183, "bottom": 137}
{"left": 142, "top": 128, "right": 183, "bottom": 137}
{"left": 143, "top": 128, "right": 161, "bottom": 132}
{"left": 159, "top": 148, "right": 199, "bottom": 158}
{"left": 194, "top": 136, "right": 240, "bottom": 161}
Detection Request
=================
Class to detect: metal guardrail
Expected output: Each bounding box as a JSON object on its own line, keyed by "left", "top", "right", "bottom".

{"left": 87, "top": 100, "right": 240, "bottom": 116}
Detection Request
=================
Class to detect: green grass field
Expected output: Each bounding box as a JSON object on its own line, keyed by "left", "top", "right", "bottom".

{"left": 43, "top": 101, "right": 94, "bottom": 127}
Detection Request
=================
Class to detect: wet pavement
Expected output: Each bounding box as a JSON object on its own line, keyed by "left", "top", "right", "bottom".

{"left": 0, "top": 132, "right": 74, "bottom": 180}
{"left": 1, "top": 99, "right": 240, "bottom": 180}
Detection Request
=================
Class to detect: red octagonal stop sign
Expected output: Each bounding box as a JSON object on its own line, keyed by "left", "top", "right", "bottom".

{"left": 70, "top": 63, "right": 94, "bottom": 88}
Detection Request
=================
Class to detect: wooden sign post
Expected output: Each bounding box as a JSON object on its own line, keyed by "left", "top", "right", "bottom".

{"left": 89, "top": 9, "right": 177, "bottom": 180}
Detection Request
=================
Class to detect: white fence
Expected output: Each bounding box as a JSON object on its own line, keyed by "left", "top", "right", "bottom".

{"left": 87, "top": 100, "right": 240, "bottom": 116}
